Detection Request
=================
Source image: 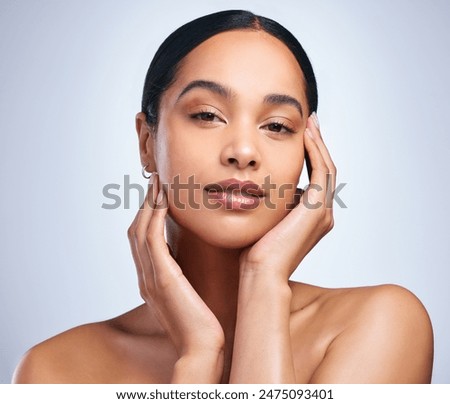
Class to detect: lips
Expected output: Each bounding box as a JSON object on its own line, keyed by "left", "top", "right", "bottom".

{"left": 205, "top": 178, "right": 265, "bottom": 196}
{"left": 204, "top": 178, "right": 264, "bottom": 210}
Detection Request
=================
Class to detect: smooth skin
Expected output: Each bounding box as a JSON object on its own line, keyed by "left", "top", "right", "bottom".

{"left": 13, "top": 30, "right": 433, "bottom": 384}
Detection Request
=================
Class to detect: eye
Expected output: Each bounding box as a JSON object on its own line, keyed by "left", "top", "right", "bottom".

{"left": 263, "top": 121, "right": 295, "bottom": 135}
{"left": 189, "top": 109, "right": 223, "bottom": 123}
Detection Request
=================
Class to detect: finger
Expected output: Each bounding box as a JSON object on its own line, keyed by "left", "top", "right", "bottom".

{"left": 128, "top": 216, "right": 146, "bottom": 292}
{"left": 132, "top": 173, "right": 160, "bottom": 292}
{"left": 145, "top": 183, "right": 184, "bottom": 289}
{"left": 307, "top": 116, "right": 337, "bottom": 196}
{"left": 302, "top": 126, "right": 330, "bottom": 209}
{"left": 128, "top": 195, "right": 151, "bottom": 292}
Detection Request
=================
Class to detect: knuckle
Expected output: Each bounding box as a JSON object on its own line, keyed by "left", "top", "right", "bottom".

{"left": 127, "top": 224, "right": 136, "bottom": 240}
{"left": 328, "top": 217, "right": 335, "bottom": 231}
{"left": 154, "top": 275, "right": 172, "bottom": 292}
{"left": 311, "top": 208, "right": 331, "bottom": 230}
{"left": 145, "top": 232, "right": 155, "bottom": 247}
{"left": 327, "top": 165, "right": 337, "bottom": 176}
{"left": 316, "top": 163, "right": 329, "bottom": 173}
{"left": 132, "top": 223, "right": 147, "bottom": 244}
{"left": 134, "top": 231, "right": 146, "bottom": 246}
{"left": 139, "top": 289, "right": 148, "bottom": 302}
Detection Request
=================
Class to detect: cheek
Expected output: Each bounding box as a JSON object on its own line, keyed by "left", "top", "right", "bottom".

{"left": 155, "top": 121, "right": 305, "bottom": 247}
{"left": 153, "top": 131, "right": 216, "bottom": 232}
{"left": 154, "top": 131, "right": 199, "bottom": 185}
{"left": 268, "top": 153, "right": 304, "bottom": 201}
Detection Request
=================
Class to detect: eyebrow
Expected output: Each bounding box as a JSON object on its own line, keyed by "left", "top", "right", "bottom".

{"left": 263, "top": 93, "right": 303, "bottom": 117}
{"left": 176, "top": 79, "right": 303, "bottom": 117}
{"left": 176, "top": 80, "right": 234, "bottom": 101}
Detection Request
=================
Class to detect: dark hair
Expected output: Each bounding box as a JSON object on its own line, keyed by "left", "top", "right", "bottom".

{"left": 141, "top": 9, "right": 317, "bottom": 128}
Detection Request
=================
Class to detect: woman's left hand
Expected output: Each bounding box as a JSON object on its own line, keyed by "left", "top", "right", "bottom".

{"left": 239, "top": 114, "right": 337, "bottom": 281}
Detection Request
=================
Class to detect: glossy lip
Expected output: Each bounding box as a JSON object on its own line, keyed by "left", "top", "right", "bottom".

{"left": 204, "top": 178, "right": 265, "bottom": 211}
{"left": 204, "top": 178, "right": 265, "bottom": 197}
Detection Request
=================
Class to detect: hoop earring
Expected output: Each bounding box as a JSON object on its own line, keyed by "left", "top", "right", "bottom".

{"left": 141, "top": 164, "right": 152, "bottom": 179}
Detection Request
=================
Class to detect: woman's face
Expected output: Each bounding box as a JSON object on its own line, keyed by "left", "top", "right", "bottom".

{"left": 151, "top": 30, "right": 308, "bottom": 248}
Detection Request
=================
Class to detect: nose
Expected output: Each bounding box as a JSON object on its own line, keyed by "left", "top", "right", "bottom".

{"left": 220, "top": 129, "right": 261, "bottom": 170}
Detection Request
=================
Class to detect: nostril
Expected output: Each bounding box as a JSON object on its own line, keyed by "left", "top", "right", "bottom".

{"left": 227, "top": 158, "right": 257, "bottom": 167}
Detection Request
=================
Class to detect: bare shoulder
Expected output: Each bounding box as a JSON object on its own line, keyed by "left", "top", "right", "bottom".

{"left": 13, "top": 321, "right": 121, "bottom": 383}
{"left": 290, "top": 282, "right": 434, "bottom": 383}
{"left": 12, "top": 305, "right": 175, "bottom": 383}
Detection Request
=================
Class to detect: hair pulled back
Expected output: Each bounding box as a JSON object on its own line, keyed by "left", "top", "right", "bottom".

{"left": 141, "top": 9, "right": 318, "bottom": 128}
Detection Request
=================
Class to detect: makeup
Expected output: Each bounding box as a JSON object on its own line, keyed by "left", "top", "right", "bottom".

{"left": 205, "top": 178, "right": 264, "bottom": 210}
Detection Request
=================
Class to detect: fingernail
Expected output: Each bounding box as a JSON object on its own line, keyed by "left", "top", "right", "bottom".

{"left": 305, "top": 128, "right": 314, "bottom": 139}
{"left": 149, "top": 171, "right": 159, "bottom": 185}
{"left": 311, "top": 112, "right": 320, "bottom": 129}
{"left": 156, "top": 189, "right": 164, "bottom": 205}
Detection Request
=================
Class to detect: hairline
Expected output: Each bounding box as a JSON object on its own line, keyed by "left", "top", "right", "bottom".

{"left": 150, "top": 27, "right": 309, "bottom": 129}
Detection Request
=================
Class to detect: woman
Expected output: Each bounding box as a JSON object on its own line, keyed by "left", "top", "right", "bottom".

{"left": 13, "top": 9, "right": 433, "bottom": 384}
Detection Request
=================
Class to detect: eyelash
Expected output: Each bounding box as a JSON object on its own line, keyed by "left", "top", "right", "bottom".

{"left": 189, "top": 109, "right": 296, "bottom": 135}
{"left": 266, "top": 120, "right": 295, "bottom": 134}
{"left": 189, "top": 109, "right": 220, "bottom": 123}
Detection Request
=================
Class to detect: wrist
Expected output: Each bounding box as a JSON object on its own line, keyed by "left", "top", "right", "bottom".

{"left": 240, "top": 265, "right": 291, "bottom": 288}
{"left": 181, "top": 342, "right": 225, "bottom": 358}
{"left": 239, "top": 260, "right": 292, "bottom": 282}
{"left": 172, "top": 351, "right": 224, "bottom": 383}
{"left": 179, "top": 332, "right": 225, "bottom": 358}
{"left": 238, "top": 270, "right": 292, "bottom": 303}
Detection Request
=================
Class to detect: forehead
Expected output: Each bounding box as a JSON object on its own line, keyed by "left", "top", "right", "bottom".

{"left": 164, "top": 29, "right": 307, "bottom": 107}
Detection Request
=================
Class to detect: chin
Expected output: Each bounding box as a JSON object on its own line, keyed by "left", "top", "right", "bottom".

{"left": 168, "top": 205, "right": 277, "bottom": 250}
{"left": 200, "top": 230, "right": 262, "bottom": 250}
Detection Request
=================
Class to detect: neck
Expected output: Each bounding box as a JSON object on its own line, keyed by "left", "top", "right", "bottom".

{"left": 166, "top": 215, "right": 242, "bottom": 334}
{"left": 166, "top": 215, "right": 243, "bottom": 381}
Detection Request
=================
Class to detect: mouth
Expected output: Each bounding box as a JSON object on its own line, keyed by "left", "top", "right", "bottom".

{"left": 204, "top": 178, "right": 265, "bottom": 210}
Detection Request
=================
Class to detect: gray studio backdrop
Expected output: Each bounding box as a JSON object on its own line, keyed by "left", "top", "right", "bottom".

{"left": 1, "top": 0, "right": 449, "bottom": 383}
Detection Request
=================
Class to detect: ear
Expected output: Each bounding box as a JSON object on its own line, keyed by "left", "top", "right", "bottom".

{"left": 135, "top": 112, "right": 156, "bottom": 171}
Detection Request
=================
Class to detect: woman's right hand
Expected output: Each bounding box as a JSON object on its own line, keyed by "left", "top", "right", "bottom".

{"left": 127, "top": 173, "right": 225, "bottom": 383}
